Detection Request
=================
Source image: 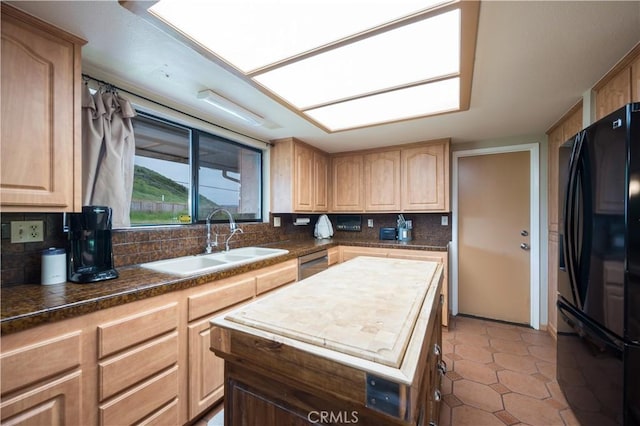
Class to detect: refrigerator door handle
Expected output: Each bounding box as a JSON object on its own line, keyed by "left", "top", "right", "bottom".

{"left": 558, "top": 297, "right": 624, "bottom": 351}
{"left": 563, "top": 131, "right": 585, "bottom": 308}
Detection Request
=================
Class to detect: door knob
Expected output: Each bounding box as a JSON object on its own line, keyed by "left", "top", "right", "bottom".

{"left": 520, "top": 243, "right": 530, "bottom": 250}
{"left": 521, "top": 230, "right": 529, "bottom": 236}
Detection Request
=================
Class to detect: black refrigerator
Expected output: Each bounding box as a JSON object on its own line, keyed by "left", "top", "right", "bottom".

{"left": 557, "top": 102, "right": 640, "bottom": 425}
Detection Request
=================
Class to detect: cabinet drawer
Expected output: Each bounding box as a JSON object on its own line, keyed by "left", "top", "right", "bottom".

{"left": 188, "top": 276, "right": 255, "bottom": 322}
{"left": 1, "top": 331, "right": 81, "bottom": 395}
{"left": 137, "top": 399, "right": 179, "bottom": 426}
{"left": 340, "top": 247, "right": 388, "bottom": 262}
{"left": 99, "top": 332, "right": 178, "bottom": 401}
{"left": 99, "top": 366, "right": 178, "bottom": 426}
{"left": 98, "top": 303, "right": 178, "bottom": 358}
{"left": 256, "top": 260, "right": 298, "bottom": 295}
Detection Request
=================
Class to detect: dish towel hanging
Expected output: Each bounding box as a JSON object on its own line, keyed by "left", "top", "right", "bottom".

{"left": 314, "top": 214, "right": 334, "bottom": 239}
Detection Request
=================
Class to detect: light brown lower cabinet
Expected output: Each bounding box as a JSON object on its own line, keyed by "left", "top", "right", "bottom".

{"left": 338, "top": 246, "right": 450, "bottom": 327}
{"left": 0, "top": 371, "right": 82, "bottom": 426}
{"left": 327, "top": 246, "right": 340, "bottom": 266}
{"left": 0, "top": 259, "right": 299, "bottom": 425}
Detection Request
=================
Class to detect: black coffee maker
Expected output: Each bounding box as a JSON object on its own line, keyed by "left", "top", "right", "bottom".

{"left": 68, "top": 206, "right": 118, "bottom": 283}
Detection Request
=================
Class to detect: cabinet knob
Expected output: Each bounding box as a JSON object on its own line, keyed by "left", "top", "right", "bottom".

{"left": 437, "top": 360, "right": 447, "bottom": 375}
{"left": 434, "top": 389, "right": 442, "bottom": 401}
{"left": 520, "top": 243, "right": 530, "bottom": 251}
{"left": 433, "top": 343, "right": 441, "bottom": 356}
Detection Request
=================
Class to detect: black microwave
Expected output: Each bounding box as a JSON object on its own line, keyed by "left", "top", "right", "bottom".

{"left": 336, "top": 215, "right": 361, "bottom": 232}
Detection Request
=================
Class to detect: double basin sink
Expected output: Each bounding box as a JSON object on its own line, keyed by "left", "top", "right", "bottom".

{"left": 140, "top": 246, "right": 289, "bottom": 276}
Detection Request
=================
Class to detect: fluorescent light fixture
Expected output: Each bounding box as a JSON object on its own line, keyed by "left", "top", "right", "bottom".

{"left": 197, "top": 89, "right": 265, "bottom": 127}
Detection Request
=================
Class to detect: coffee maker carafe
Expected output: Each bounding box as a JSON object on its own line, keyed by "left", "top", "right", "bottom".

{"left": 68, "top": 206, "right": 118, "bottom": 283}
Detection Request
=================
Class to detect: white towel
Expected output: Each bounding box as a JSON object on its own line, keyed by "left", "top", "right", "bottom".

{"left": 314, "top": 214, "right": 334, "bottom": 239}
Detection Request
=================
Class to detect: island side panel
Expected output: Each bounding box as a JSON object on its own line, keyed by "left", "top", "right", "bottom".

{"left": 404, "top": 265, "right": 444, "bottom": 423}
{"left": 223, "top": 362, "right": 414, "bottom": 426}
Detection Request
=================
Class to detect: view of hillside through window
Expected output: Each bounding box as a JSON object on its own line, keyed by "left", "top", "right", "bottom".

{"left": 130, "top": 114, "right": 261, "bottom": 226}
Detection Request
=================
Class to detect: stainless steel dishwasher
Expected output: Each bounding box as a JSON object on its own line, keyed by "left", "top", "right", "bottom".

{"left": 298, "top": 250, "right": 328, "bottom": 279}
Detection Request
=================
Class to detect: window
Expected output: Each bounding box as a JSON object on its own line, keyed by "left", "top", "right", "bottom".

{"left": 130, "top": 113, "right": 262, "bottom": 226}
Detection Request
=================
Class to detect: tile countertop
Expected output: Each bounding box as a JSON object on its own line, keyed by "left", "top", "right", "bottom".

{"left": 0, "top": 238, "right": 448, "bottom": 335}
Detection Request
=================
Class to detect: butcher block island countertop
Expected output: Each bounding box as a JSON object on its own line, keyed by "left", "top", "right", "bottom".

{"left": 210, "top": 256, "right": 444, "bottom": 426}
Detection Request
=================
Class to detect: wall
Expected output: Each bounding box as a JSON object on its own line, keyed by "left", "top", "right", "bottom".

{"left": 1, "top": 212, "right": 451, "bottom": 286}
{"left": 0, "top": 212, "right": 310, "bottom": 286}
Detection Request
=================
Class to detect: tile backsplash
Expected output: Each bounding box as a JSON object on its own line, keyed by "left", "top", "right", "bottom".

{"left": 1, "top": 212, "right": 451, "bottom": 286}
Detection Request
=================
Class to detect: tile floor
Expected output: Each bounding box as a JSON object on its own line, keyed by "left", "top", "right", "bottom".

{"left": 193, "top": 403, "right": 223, "bottom": 426}
{"left": 439, "top": 315, "right": 578, "bottom": 426}
{"left": 194, "top": 315, "right": 578, "bottom": 426}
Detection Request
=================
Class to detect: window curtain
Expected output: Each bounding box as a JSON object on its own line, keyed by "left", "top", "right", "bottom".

{"left": 81, "top": 83, "right": 136, "bottom": 228}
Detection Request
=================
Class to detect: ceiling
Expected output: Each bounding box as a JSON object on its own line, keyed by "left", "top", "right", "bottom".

{"left": 8, "top": 1, "right": 640, "bottom": 153}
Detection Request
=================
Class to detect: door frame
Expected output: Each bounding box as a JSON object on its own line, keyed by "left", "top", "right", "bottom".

{"left": 451, "top": 143, "right": 541, "bottom": 329}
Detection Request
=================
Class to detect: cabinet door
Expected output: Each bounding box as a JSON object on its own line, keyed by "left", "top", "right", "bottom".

{"left": 313, "top": 152, "right": 328, "bottom": 211}
{"left": 293, "top": 143, "right": 314, "bottom": 212}
{"left": 0, "top": 372, "right": 82, "bottom": 426}
{"left": 401, "top": 141, "right": 450, "bottom": 211}
{"left": 188, "top": 317, "right": 225, "bottom": 420}
{"left": 364, "top": 150, "right": 401, "bottom": 211}
{"left": 331, "top": 155, "right": 364, "bottom": 212}
{"left": 632, "top": 54, "right": 640, "bottom": 102}
{"left": 0, "top": 7, "right": 83, "bottom": 211}
{"left": 548, "top": 232, "right": 559, "bottom": 335}
{"left": 596, "top": 67, "right": 631, "bottom": 120}
{"left": 547, "top": 126, "right": 564, "bottom": 234}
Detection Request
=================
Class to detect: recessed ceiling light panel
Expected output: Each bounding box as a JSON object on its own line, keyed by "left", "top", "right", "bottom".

{"left": 304, "top": 77, "right": 460, "bottom": 131}
{"left": 145, "top": 0, "right": 478, "bottom": 132}
{"left": 253, "top": 9, "right": 460, "bottom": 109}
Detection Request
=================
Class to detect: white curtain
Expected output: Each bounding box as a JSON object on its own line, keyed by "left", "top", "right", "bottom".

{"left": 82, "top": 84, "right": 136, "bottom": 228}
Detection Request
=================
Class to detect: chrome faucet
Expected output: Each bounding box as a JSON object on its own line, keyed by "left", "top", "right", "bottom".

{"left": 225, "top": 227, "right": 244, "bottom": 251}
{"left": 205, "top": 208, "right": 237, "bottom": 253}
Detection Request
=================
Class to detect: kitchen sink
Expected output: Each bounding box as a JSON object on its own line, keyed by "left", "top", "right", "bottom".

{"left": 140, "top": 247, "right": 288, "bottom": 276}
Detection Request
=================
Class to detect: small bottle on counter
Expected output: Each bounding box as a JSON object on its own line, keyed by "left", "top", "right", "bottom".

{"left": 41, "top": 247, "right": 66, "bottom": 285}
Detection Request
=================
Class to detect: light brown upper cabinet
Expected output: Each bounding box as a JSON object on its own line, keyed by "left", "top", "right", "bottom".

{"left": 0, "top": 4, "right": 85, "bottom": 212}
{"left": 632, "top": 54, "right": 640, "bottom": 104}
{"left": 364, "top": 150, "right": 401, "bottom": 211}
{"left": 594, "top": 43, "right": 640, "bottom": 120}
{"left": 547, "top": 103, "right": 583, "bottom": 234}
{"left": 313, "top": 151, "right": 329, "bottom": 211}
{"left": 401, "top": 139, "right": 450, "bottom": 212}
{"left": 271, "top": 137, "right": 328, "bottom": 213}
{"left": 330, "top": 154, "right": 365, "bottom": 212}
{"left": 329, "top": 139, "right": 450, "bottom": 213}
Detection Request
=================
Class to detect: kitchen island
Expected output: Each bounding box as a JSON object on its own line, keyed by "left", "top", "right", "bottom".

{"left": 210, "top": 256, "right": 444, "bottom": 426}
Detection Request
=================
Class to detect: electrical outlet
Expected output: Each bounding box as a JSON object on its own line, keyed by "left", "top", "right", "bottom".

{"left": 273, "top": 216, "right": 281, "bottom": 227}
{"left": 441, "top": 215, "right": 449, "bottom": 226}
{"left": 367, "top": 219, "right": 374, "bottom": 228}
{"left": 10, "top": 220, "right": 44, "bottom": 243}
